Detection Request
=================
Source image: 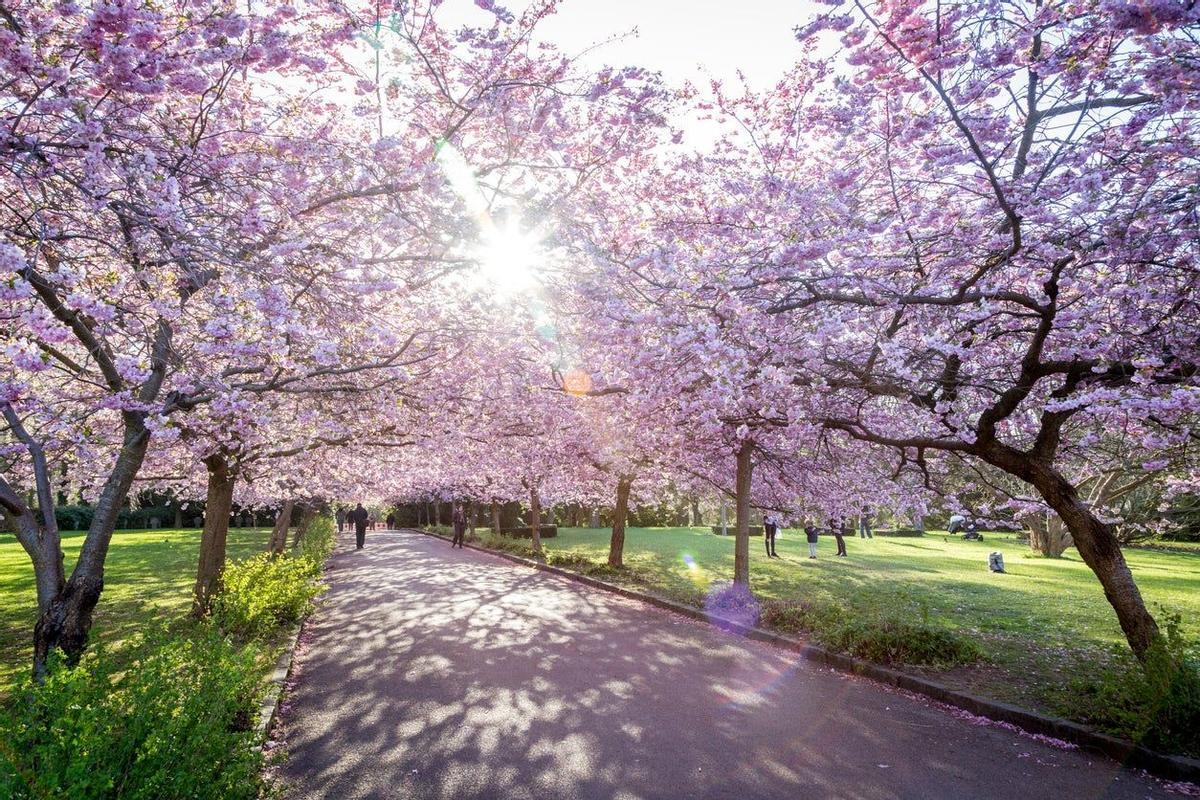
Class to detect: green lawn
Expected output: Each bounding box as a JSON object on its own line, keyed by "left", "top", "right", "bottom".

{"left": 539, "top": 526, "right": 1200, "bottom": 713}
{"left": 0, "top": 527, "right": 272, "bottom": 694}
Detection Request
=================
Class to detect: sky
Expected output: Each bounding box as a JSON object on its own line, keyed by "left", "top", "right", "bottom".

{"left": 529, "top": 0, "right": 817, "bottom": 88}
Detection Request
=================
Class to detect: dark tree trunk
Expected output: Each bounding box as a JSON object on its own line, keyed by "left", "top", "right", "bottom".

{"left": 491, "top": 502, "right": 501, "bottom": 534}
{"left": 1030, "top": 462, "right": 1159, "bottom": 658}
{"left": 192, "top": 453, "right": 236, "bottom": 618}
{"left": 608, "top": 475, "right": 634, "bottom": 568}
{"left": 292, "top": 503, "right": 317, "bottom": 548}
{"left": 691, "top": 497, "right": 702, "bottom": 526}
{"left": 589, "top": 507, "right": 600, "bottom": 528}
{"left": 33, "top": 412, "right": 151, "bottom": 674}
{"left": 733, "top": 441, "right": 754, "bottom": 586}
{"left": 467, "top": 501, "right": 476, "bottom": 536}
{"left": 982, "top": 443, "right": 1161, "bottom": 660}
{"left": 529, "top": 487, "right": 542, "bottom": 555}
{"left": 268, "top": 499, "right": 295, "bottom": 556}
{"left": 174, "top": 507, "right": 183, "bottom": 529}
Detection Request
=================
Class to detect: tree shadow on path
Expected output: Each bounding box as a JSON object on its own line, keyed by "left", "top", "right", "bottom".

{"left": 278, "top": 530, "right": 1171, "bottom": 800}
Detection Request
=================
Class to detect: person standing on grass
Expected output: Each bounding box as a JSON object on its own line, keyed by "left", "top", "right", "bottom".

{"left": 335, "top": 507, "right": 346, "bottom": 534}
{"left": 451, "top": 503, "right": 467, "bottom": 548}
{"left": 829, "top": 516, "right": 848, "bottom": 557}
{"left": 350, "top": 503, "right": 369, "bottom": 550}
{"left": 859, "top": 506, "right": 873, "bottom": 539}
{"left": 804, "top": 522, "right": 820, "bottom": 559}
{"left": 763, "top": 514, "right": 779, "bottom": 558}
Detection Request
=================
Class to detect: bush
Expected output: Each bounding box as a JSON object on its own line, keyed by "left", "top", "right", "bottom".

{"left": 213, "top": 552, "right": 325, "bottom": 639}
{"left": 760, "top": 598, "right": 979, "bottom": 667}
{"left": 0, "top": 626, "right": 262, "bottom": 800}
{"left": 818, "top": 617, "right": 981, "bottom": 667}
{"left": 1062, "top": 611, "right": 1200, "bottom": 756}
{"left": 213, "top": 516, "right": 333, "bottom": 639}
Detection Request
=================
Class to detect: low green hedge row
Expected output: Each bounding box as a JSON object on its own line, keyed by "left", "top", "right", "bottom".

{"left": 0, "top": 517, "right": 336, "bottom": 799}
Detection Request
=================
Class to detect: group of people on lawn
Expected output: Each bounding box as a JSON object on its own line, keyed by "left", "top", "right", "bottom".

{"left": 763, "top": 509, "right": 873, "bottom": 560}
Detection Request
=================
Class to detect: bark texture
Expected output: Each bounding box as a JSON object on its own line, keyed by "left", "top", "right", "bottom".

{"left": 608, "top": 475, "right": 634, "bottom": 568}
{"left": 733, "top": 441, "right": 754, "bottom": 586}
{"left": 529, "top": 486, "right": 543, "bottom": 555}
{"left": 192, "top": 453, "right": 236, "bottom": 618}
{"left": 268, "top": 499, "right": 295, "bottom": 556}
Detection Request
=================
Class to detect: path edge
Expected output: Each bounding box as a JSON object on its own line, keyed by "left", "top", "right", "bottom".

{"left": 253, "top": 620, "right": 303, "bottom": 750}
{"left": 410, "top": 527, "right": 1200, "bottom": 782}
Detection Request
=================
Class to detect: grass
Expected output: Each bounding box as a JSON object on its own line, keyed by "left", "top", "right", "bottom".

{"left": 0, "top": 527, "right": 272, "bottom": 695}
{"left": 523, "top": 526, "right": 1200, "bottom": 719}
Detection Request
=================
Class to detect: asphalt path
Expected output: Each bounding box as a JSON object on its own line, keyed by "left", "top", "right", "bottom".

{"left": 278, "top": 529, "right": 1178, "bottom": 799}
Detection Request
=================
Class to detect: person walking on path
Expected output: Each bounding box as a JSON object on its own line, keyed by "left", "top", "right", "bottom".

{"left": 451, "top": 503, "right": 467, "bottom": 548}
{"left": 859, "top": 506, "right": 873, "bottom": 539}
{"left": 350, "top": 503, "right": 369, "bottom": 550}
{"left": 763, "top": 514, "right": 779, "bottom": 558}
{"left": 386, "top": 512, "right": 396, "bottom": 530}
{"left": 335, "top": 507, "right": 346, "bottom": 534}
{"left": 830, "top": 517, "right": 848, "bottom": 557}
{"left": 804, "top": 522, "right": 819, "bottom": 559}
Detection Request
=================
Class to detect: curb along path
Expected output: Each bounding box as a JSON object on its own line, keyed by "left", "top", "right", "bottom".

{"left": 410, "top": 527, "right": 1200, "bottom": 784}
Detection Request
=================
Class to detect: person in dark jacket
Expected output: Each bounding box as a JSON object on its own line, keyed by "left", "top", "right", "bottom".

{"left": 349, "top": 503, "right": 369, "bottom": 549}
{"left": 804, "top": 522, "right": 820, "bottom": 558}
{"left": 859, "top": 506, "right": 873, "bottom": 539}
{"left": 386, "top": 513, "right": 396, "bottom": 530}
{"left": 451, "top": 503, "right": 467, "bottom": 548}
{"left": 763, "top": 514, "right": 779, "bottom": 558}
{"left": 335, "top": 507, "right": 346, "bottom": 533}
{"left": 829, "top": 516, "right": 847, "bottom": 557}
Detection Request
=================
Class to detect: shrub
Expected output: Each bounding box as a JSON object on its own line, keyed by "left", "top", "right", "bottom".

{"left": 0, "top": 626, "right": 262, "bottom": 800}
{"left": 1062, "top": 611, "right": 1200, "bottom": 756}
{"left": 212, "top": 515, "right": 333, "bottom": 640}
{"left": 817, "top": 617, "right": 982, "bottom": 667}
{"left": 546, "top": 552, "right": 593, "bottom": 570}
{"left": 213, "top": 552, "right": 326, "bottom": 639}
{"left": 760, "top": 598, "right": 979, "bottom": 667}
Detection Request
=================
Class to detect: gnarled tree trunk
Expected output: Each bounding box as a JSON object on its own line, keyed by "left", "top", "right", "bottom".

{"left": 33, "top": 414, "right": 152, "bottom": 674}
{"left": 985, "top": 441, "right": 1161, "bottom": 660}
{"left": 608, "top": 475, "right": 634, "bottom": 568}
{"left": 490, "top": 501, "right": 501, "bottom": 534}
{"left": 733, "top": 441, "right": 754, "bottom": 586}
{"left": 192, "top": 453, "right": 236, "bottom": 618}
{"left": 1024, "top": 511, "right": 1072, "bottom": 557}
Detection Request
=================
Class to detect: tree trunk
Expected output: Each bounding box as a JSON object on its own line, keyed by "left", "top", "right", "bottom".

{"left": 174, "top": 507, "right": 183, "bottom": 529}
{"left": 435, "top": 503, "right": 443, "bottom": 527}
{"left": 719, "top": 498, "right": 728, "bottom": 536}
{"left": 529, "top": 486, "right": 542, "bottom": 555}
{"left": 691, "top": 496, "right": 702, "bottom": 526}
{"left": 733, "top": 441, "right": 754, "bottom": 585}
{"left": 1028, "top": 462, "right": 1160, "bottom": 659}
{"left": 608, "top": 475, "right": 634, "bottom": 568}
{"left": 268, "top": 499, "right": 294, "bottom": 556}
{"left": 1024, "top": 511, "right": 1072, "bottom": 557}
{"left": 589, "top": 507, "right": 599, "bottom": 528}
{"left": 490, "top": 501, "right": 501, "bottom": 534}
{"left": 33, "top": 412, "right": 152, "bottom": 674}
{"left": 292, "top": 503, "right": 317, "bottom": 548}
{"left": 192, "top": 453, "right": 236, "bottom": 618}
{"left": 984, "top": 441, "right": 1161, "bottom": 661}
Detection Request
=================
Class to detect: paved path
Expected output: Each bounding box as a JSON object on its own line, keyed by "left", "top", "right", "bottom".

{"left": 279, "top": 530, "right": 1176, "bottom": 799}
